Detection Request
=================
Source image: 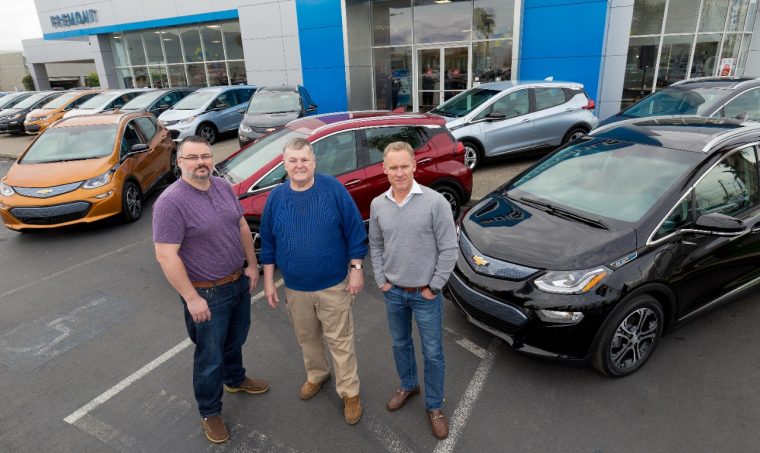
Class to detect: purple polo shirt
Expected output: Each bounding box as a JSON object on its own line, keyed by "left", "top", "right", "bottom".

{"left": 152, "top": 176, "right": 245, "bottom": 282}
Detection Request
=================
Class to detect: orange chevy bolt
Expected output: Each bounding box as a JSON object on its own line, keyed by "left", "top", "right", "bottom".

{"left": 0, "top": 112, "right": 177, "bottom": 231}
{"left": 24, "top": 90, "right": 100, "bottom": 134}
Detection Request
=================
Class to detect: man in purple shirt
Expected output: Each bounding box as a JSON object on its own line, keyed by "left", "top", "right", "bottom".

{"left": 153, "top": 136, "right": 267, "bottom": 444}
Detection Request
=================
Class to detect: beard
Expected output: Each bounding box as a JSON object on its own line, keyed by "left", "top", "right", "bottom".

{"left": 190, "top": 165, "right": 211, "bottom": 181}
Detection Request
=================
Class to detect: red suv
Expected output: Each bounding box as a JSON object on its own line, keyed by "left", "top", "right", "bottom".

{"left": 216, "top": 111, "right": 473, "bottom": 257}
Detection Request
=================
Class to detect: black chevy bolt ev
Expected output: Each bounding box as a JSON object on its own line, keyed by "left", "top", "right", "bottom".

{"left": 445, "top": 116, "right": 760, "bottom": 377}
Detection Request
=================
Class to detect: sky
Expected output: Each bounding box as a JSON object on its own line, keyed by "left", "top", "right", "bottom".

{"left": 0, "top": 2, "right": 43, "bottom": 52}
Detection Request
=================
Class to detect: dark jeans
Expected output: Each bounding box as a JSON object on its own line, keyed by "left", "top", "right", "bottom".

{"left": 182, "top": 275, "right": 250, "bottom": 418}
{"left": 384, "top": 286, "right": 445, "bottom": 411}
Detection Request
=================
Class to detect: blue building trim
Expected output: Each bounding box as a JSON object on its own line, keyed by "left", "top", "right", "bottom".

{"left": 519, "top": 0, "right": 607, "bottom": 101}
{"left": 295, "top": 0, "right": 348, "bottom": 113}
{"left": 43, "top": 9, "right": 239, "bottom": 40}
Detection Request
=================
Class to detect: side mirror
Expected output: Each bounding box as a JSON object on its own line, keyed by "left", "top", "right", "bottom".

{"left": 131, "top": 143, "right": 149, "bottom": 153}
{"left": 158, "top": 104, "right": 170, "bottom": 110}
{"left": 694, "top": 212, "right": 746, "bottom": 234}
{"left": 307, "top": 104, "right": 318, "bottom": 112}
{"left": 237, "top": 108, "right": 245, "bottom": 115}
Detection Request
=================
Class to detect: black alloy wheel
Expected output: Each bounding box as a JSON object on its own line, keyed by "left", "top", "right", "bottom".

{"left": 562, "top": 127, "right": 588, "bottom": 145}
{"left": 462, "top": 140, "right": 482, "bottom": 170}
{"left": 593, "top": 294, "right": 664, "bottom": 377}
{"left": 122, "top": 181, "right": 143, "bottom": 222}
{"left": 197, "top": 123, "right": 218, "bottom": 145}
{"left": 433, "top": 185, "right": 462, "bottom": 219}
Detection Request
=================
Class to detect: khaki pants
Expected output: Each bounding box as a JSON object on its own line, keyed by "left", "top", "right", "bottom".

{"left": 285, "top": 278, "right": 360, "bottom": 398}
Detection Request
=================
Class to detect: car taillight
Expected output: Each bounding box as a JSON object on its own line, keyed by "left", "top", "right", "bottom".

{"left": 582, "top": 100, "right": 596, "bottom": 110}
{"left": 455, "top": 141, "right": 465, "bottom": 156}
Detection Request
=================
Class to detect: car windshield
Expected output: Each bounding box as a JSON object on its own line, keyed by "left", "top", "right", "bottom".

{"left": 0, "top": 94, "right": 29, "bottom": 109}
{"left": 507, "top": 139, "right": 699, "bottom": 223}
{"left": 246, "top": 92, "right": 300, "bottom": 114}
{"left": 173, "top": 91, "right": 216, "bottom": 110}
{"left": 121, "top": 91, "right": 164, "bottom": 110}
{"left": 41, "top": 92, "right": 81, "bottom": 109}
{"left": 431, "top": 88, "right": 501, "bottom": 117}
{"left": 20, "top": 125, "right": 118, "bottom": 164}
{"left": 79, "top": 93, "right": 117, "bottom": 110}
{"left": 14, "top": 93, "right": 54, "bottom": 109}
{"left": 222, "top": 128, "right": 308, "bottom": 182}
{"left": 622, "top": 87, "right": 727, "bottom": 118}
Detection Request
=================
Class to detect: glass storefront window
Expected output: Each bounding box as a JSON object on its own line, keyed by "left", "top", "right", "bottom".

{"left": 735, "top": 33, "right": 753, "bottom": 73}
{"left": 223, "top": 22, "right": 244, "bottom": 60}
{"left": 744, "top": 0, "right": 758, "bottom": 30}
{"left": 474, "top": 0, "right": 514, "bottom": 39}
{"left": 472, "top": 40, "right": 512, "bottom": 83}
{"left": 187, "top": 63, "right": 207, "bottom": 86}
{"left": 125, "top": 32, "right": 146, "bottom": 66}
{"left": 622, "top": 36, "right": 659, "bottom": 106}
{"left": 181, "top": 27, "right": 203, "bottom": 63}
{"left": 206, "top": 62, "right": 228, "bottom": 85}
{"left": 161, "top": 29, "right": 183, "bottom": 64}
{"left": 700, "top": 0, "right": 730, "bottom": 32}
{"left": 228, "top": 61, "right": 247, "bottom": 84}
{"left": 132, "top": 66, "right": 150, "bottom": 88}
{"left": 631, "top": 0, "right": 666, "bottom": 35}
{"left": 149, "top": 66, "right": 169, "bottom": 88}
{"left": 143, "top": 31, "right": 164, "bottom": 65}
{"left": 372, "top": 0, "right": 413, "bottom": 46}
{"left": 665, "top": 0, "right": 701, "bottom": 32}
{"left": 201, "top": 24, "right": 225, "bottom": 61}
{"left": 657, "top": 35, "right": 693, "bottom": 87}
{"left": 117, "top": 68, "right": 134, "bottom": 88}
{"left": 167, "top": 65, "right": 187, "bottom": 87}
{"left": 691, "top": 34, "right": 721, "bottom": 77}
{"left": 373, "top": 47, "right": 412, "bottom": 111}
{"left": 726, "top": 0, "right": 750, "bottom": 30}
{"left": 111, "top": 33, "right": 129, "bottom": 67}
{"left": 413, "top": 0, "right": 472, "bottom": 43}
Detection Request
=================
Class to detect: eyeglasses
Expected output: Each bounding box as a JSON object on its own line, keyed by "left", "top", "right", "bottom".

{"left": 178, "top": 154, "right": 214, "bottom": 161}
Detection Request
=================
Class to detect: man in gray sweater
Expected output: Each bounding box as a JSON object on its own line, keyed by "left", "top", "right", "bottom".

{"left": 368, "top": 141, "right": 458, "bottom": 440}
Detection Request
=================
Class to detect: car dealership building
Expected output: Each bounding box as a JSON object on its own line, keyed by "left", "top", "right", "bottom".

{"left": 25, "top": 0, "right": 760, "bottom": 119}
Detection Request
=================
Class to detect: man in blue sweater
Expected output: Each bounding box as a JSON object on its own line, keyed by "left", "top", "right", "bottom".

{"left": 260, "top": 137, "right": 367, "bottom": 425}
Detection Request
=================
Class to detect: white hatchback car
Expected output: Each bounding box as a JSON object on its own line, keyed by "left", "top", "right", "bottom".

{"left": 432, "top": 81, "right": 599, "bottom": 169}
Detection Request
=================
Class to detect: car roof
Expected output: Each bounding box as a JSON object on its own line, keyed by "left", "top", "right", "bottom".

{"left": 195, "top": 85, "right": 257, "bottom": 93}
{"left": 475, "top": 80, "right": 584, "bottom": 91}
{"left": 50, "top": 111, "right": 146, "bottom": 128}
{"left": 257, "top": 85, "right": 299, "bottom": 93}
{"left": 670, "top": 76, "right": 760, "bottom": 90}
{"left": 285, "top": 111, "right": 446, "bottom": 136}
{"left": 590, "top": 116, "right": 760, "bottom": 152}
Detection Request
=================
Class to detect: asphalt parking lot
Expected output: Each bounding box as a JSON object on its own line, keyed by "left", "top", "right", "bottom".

{"left": 1, "top": 141, "right": 759, "bottom": 452}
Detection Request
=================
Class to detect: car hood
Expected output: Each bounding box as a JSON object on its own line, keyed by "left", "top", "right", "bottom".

{"left": 64, "top": 109, "right": 99, "bottom": 118}
{"left": 242, "top": 111, "right": 299, "bottom": 128}
{"left": 461, "top": 192, "right": 637, "bottom": 270}
{"left": 159, "top": 109, "right": 203, "bottom": 121}
{"left": 7, "top": 157, "right": 113, "bottom": 187}
{"left": 440, "top": 114, "right": 466, "bottom": 128}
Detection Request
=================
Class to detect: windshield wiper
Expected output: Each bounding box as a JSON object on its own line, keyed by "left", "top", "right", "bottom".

{"left": 519, "top": 196, "right": 609, "bottom": 230}
{"left": 37, "top": 157, "right": 99, "bottom": 163}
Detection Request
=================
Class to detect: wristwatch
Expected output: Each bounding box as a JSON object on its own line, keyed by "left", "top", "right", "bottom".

{"left": 349, "top": 263, "right": 363, "bottom": 270}
{"left": 428, "top": 286, "right": 441, "bottom": 295}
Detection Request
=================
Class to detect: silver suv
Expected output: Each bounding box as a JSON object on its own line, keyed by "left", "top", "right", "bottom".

{"left": 432, "top": 81, "right": 598, "bottom": 169}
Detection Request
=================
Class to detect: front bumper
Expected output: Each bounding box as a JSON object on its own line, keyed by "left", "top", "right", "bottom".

{"left": 24, "top": 123, "right": 41, "bottom": 134}
{"left": 165, "top": 124, "right": 196, "bottom": 142}
{"left": 6, "top": 120, "right": 25, "bottom": 134}
{"left": 0, "top": 188, "right": 123, "bottom": 230}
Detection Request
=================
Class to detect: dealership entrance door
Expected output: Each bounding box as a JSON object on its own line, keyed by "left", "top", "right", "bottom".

{"left": 415, "top": 46, "right": 470, "bottom": 112}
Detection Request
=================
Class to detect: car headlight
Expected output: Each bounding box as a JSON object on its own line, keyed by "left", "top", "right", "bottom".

{"left": 82, "top": 172, "right": 111, "bottom": 189}
{"left": 179, "top": 115, "right": 197, "bottom": 124}
{"left": 534, "top": 266, "right": 611, "bottom": 294}
{"left": 0, "top": 181, "right": 14, "bottom": 196}
{"left": 239, "top": 123, "right": 252, "bottom": 133}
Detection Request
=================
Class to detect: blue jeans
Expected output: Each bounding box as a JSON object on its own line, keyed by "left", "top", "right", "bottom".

{"left": 182, "top": 275, "right": 250, "bottom": 418}
{"left": 384, "top": 286, "right": 445, "bottom": 411}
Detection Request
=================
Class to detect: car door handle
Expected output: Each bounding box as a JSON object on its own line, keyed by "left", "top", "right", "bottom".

{"left": 521, "top": 118, "right": 531, "bottom": 123}
{"left": 344, "top": 179, "right": 361, "bottom": 187}
{"left": 417, "top": 158, "right": 432, "bottom": 165}
{"left": 565, "top": 108, "right": 573, "bottom": 112}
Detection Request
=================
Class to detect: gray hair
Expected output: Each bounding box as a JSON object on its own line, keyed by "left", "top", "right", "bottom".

{"left": 283, "top": 137, "right": 313, "bottom": 154}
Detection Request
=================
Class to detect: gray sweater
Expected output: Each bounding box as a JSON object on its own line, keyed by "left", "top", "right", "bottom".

{"left": 368, "top": 185, "right": 458, "bottom": 291}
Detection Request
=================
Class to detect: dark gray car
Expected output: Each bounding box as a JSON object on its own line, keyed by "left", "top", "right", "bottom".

{"left": 238, "top": 85, "right": 317, "bottom": 147}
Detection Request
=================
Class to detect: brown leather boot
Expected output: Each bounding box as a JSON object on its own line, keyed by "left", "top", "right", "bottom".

{"left": 201, "top": 415, "right": 229, "bottom": 444}
{"left": 343, "top": 394, "right": 363, "bottom": 425}
{"left": 299, "top": 375, "right": 330, "bottom": 400}
{"left": 386, "top": 386, "right": 420, "bottom": 411}
{"left": 428, "top": 409, "right": 449, "bottom": 440}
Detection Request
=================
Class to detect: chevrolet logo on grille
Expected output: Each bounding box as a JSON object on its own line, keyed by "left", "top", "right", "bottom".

{"left": 36, "top": 188, "right": 54, "bottom": 195}
{"left": 266, "top": 128, "right": 276, "bottom": 132}
{"left": 472, "top": 255, "right": 489, "bottom": 266}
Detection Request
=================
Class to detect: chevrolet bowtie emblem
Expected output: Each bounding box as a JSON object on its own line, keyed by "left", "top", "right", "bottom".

{"left": 36, "top": 188, "right": 54, "bottom": 194}
{"left": 266, "top": 128, "right": 276, "bottom": 132}
{"left": 472, "top": 255, "right": 489, "bottom": 266}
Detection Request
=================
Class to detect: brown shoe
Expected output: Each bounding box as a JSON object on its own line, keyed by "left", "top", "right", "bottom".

{"left": 299, "top": 375, "right": 330, "bottom": 400}
{"left": 386, "top": 386, "right": 420, "bottom": 411}
{"left": 224, "top": 376, "right": 270, "bottom": 394}
{"left": 428, "top": 409, "right": 449, "bottom": 440}
{"left": 201, "top": 415, "right": 229, "bottom": 444}
{"left": 343, "top": 394, "right": 363, "bottom": 425}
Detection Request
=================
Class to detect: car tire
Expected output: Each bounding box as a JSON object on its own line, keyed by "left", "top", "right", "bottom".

{"left": 462, "top": 140, "right": 482, "bottom": 170}
{"left": 197, "top": 123, "right": 218, "bottom": 145}
{"left": 167, "top": 151, "right": 180, "bottom": 182}
{"left": 561, "top": 127, "right": 588, "bottom": 145}
{"left": 433, "top": 184, "right": 462, "bottom": 219}
{"left": 122, "top": 181, "right": 143, "bottom": 222}
{"left": 592, "top": 294, "right": 664, "bottom": 377}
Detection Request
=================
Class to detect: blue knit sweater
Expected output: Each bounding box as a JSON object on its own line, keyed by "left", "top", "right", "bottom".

{"left": 259, "top": 174, "right": 368, "bottom": 291}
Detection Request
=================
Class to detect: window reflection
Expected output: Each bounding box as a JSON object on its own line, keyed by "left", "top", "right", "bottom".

{"left": 373, "top": 47, "right": 412, "bottom": 110}
{"left": 657, "top": 35, "right": 693, "bottom": 88}
{"left": 474, "top": 0, "right": 513, "bottom": 39}
{"left": 413, "top": 0, "right": 471, "bottom": 43}
{"left": 201, "top": 24, "right": 225, "bottom": 61}
{"left": 373, "top": 0, "right": 412, "bottom": 46}
{"left": 223, "top": 22, "right": 244, "bottom": 60}
{"left": 473, "top": 40, "right": 511, "bottom": 84}
{"left": 181, "top": 27, "right": 203, "bottom": 63}
{"left": 125, "top": 32, "right": 146, "bottom": 66}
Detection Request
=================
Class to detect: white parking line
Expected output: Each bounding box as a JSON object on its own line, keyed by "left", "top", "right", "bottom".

{"left": 64, "top": 280, "right": 284, "bottom": 427}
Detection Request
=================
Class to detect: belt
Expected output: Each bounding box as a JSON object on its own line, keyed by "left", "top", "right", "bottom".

{"left": 393, "top": 284, "right": 429, "bottom": 293}
{"left": 191, "top": 269, "right": 243, "bottom": 289}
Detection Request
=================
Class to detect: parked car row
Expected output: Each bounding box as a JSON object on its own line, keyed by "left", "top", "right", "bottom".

{"left": 2, "top": 76, "right": 759, "bottom": 379}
